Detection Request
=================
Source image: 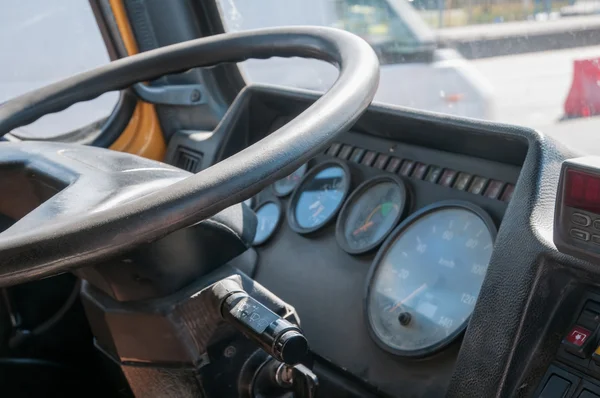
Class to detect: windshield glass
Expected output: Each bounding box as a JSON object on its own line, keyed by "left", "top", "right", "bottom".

{"left": 218, "top": 0, "right": 600, "bottom": 155}
{"left": 0, "top": 0, "right": 117, "bottom": 140}
{"left": 333, "top": 0, "right": 434, "bottom": 52}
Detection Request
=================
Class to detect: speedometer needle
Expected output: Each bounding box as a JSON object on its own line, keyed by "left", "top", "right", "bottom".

{"left": 388, "top": 283, "right": 428, "bottom": 313}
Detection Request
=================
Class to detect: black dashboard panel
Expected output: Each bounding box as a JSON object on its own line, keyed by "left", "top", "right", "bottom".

{"left": 249, "top": 132, "right": 519, "bottom": 396}
{"left": 166, "top": 85, "right": 600, "bottom": 398}
{"left": 167, "top": 85, "right": 529, "bottom": 397}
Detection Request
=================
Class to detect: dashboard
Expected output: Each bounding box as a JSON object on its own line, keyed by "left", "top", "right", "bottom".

{"left": 167, "top": 86, "right": 528, "bottom": 397}
{"left": 245, "top": 126, "right": 519, "bottom": 396}
{"left": 166, "top": 85, "right": 600, "bottom": 398}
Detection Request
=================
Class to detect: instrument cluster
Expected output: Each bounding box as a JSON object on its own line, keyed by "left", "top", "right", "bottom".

{"left": 247, "top": 145, "right": 501, "bottom": 358}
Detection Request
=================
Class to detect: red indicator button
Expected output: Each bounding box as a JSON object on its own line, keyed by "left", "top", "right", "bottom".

{"left": 566, "top": 325, "right": 591, "bottom": 346}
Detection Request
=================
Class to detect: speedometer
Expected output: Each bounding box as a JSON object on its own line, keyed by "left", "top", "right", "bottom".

{"left": 365, "top": 201, "right": 496, "bottom": 357}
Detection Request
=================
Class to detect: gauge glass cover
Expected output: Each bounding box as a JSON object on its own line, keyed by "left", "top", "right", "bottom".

{"left": 338, "top": 177, "right": 407, "bottom": 254}
{"left": 366, "top": 203, "right": 495, "bottom": 356}
{"left": 289, "top": 162, "right": 350, "bottom": 233}
{"left": 253, "top": 201, "right": 281, "bottom": 245}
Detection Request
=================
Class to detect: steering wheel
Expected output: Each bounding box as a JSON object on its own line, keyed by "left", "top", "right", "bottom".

{"left": 0, "top": 27, "right": 379, "bottom": 287}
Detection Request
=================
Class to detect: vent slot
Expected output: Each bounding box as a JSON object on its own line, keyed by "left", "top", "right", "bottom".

{"left": 174, "top": 147, "right": 202, "bottom": 172}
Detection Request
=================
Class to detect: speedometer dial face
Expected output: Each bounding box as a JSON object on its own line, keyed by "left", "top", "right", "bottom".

{"left": 366, "top": 201, "right": 496, "bottom": 357}
{"left": 288, "top": 161, "right": 351, "bottom": 234}
{"left": 273, "top": 164, "right": 307, "bottom": 197}
{"left": 336, "top": 176, "right": 408, "bottom": 254}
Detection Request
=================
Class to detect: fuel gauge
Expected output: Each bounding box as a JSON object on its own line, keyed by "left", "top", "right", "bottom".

{"left": 336, "top": 175, "right": 408, "bottom": 254}
{"left": 253, "top": 200, "right": 282, "bottom": 246}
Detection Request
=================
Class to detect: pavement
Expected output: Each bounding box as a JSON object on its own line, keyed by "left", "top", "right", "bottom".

{"left": 472, "top": 45, "right": 600, "bottom": 155}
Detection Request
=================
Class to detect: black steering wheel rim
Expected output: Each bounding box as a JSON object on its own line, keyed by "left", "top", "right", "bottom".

{"left": 0, "top": 27, "right": 379, "bottom": 286}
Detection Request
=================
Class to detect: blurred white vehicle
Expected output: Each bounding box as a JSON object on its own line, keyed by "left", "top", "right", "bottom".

{"left": 219, "top": 0, "right": 495, "bottom": 119}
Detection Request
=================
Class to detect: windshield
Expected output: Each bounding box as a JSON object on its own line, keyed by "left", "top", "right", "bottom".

{"left": 0, "top": 0, "right": 117, "bottom": 140}
{"left": 332, "top": 0, "right": 435, "bottom": 52}
{"left": 218, "top": 0, "right": 600, "bottom": 155}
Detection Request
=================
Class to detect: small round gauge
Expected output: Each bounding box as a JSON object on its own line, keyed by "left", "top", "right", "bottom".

{"left": 273, "top": 164, "right": 307, "bottom": 197}
{"left": 365, "top": 201, "right": 496, "bottom": 357}
{"left": 288, "top": 161, "right": 351, "bottom": 234}
{"left": 336, "top": 175, "right": 408, "bottom": 254}
{"left": 253, "top": 200, "right": 282, "bottom": 246}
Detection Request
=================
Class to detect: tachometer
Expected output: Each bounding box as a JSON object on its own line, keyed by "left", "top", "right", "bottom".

{"left": 288, "top": 161, "right": 351, "bottom": 234}
{"left": 273, "top": 164, "right": 307, "bottom": 197}
{"left": 253, "top": 200, "right": 282, "bottom": 246}
{"left": 365, "top": 201, "right": 496, "bottom": 357}
{"left": 336, "top": 175, "right": 408, "bottom": 254}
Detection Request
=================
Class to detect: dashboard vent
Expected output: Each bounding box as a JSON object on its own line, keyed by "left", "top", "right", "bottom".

{"left": 174, "top": 147, "right": 202, "bottom": 173}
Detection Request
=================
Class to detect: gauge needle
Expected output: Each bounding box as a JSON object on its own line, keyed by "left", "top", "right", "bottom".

{"left": 309, "top": 200, "right": 321, "bottom": 210}
{"left": 366, "top": 205, "right": 382, "bottom": 222}
{"left": 388, "top": 283, "right": 428, "bottom": 313}
{"left": 312, "top": 205, "right": 324, "bottom": 219}
{"left": 353, "top": 220, "right": 374, "bottom": 236}
{"left": 354, "top": 202, "right": 400, "bottom": 236}
{"left": 353, "top": 205, "right": 382, "bottom": 236}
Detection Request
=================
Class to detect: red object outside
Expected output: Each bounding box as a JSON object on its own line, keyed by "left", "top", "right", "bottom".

{"left": 564, "top": 59, "right": 600, "bottom": 118}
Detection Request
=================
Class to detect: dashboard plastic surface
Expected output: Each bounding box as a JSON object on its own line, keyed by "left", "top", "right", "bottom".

{"left": 167, "top": 85, "right": 592, "bottom": 397}
{"left": 248, "top": 128, "right": 519, "bottom": 396}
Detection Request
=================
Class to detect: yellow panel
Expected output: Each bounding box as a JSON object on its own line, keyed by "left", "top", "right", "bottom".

{"left": 108, "top": 0, "right": 166, "bottom": 161}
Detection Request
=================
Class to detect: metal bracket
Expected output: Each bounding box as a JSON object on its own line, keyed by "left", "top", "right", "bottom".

{"left": 133, "top": 83, "right": 206, "bottom": 106}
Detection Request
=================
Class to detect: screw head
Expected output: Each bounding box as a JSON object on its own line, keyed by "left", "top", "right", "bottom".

{"left": 223, "top": 345, "right": 236, "bottom": 358}
{"left": 398, "top": 312, "right": 412, "bottom": 326}
{"left": 190, "top": 89, "right": 201, "bottom": 102}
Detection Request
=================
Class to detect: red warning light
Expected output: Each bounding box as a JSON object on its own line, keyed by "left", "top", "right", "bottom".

{"left": 565, "top": 169, "right": 600, "bottom": 214}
